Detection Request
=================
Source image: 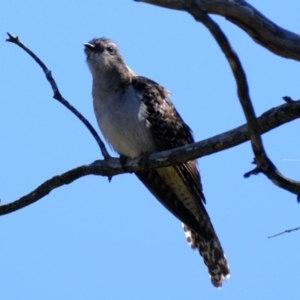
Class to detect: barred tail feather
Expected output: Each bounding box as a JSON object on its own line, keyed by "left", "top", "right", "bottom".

{"left": 182, "top": 224, "right": 230, "bottom": 287}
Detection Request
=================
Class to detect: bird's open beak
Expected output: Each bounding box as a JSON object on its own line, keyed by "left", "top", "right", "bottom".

{"left": 84, "top": 43, "right": 95, "bottom": 50}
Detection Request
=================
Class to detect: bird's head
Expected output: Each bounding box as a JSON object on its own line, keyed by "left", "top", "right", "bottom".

{"left": 84, "top": 38, "right": 125, "bottom": 75}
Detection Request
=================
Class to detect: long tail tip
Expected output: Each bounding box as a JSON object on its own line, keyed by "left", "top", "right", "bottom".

{"left": 211, "top": 273, "right": 230, "bottom": 288}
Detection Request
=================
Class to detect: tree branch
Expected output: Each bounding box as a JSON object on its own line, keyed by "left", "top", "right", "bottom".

{"left": 135, "top": 0, "right": 300, "bottom": 61}
{"left": 5, "top": 33, "right": 110, "bottom": 160}
{"left": 184, "top": 1, "right": 300, "bottom": 198}
{"left": 3, "top": 25, "right": 300, "bottom": 216}
{"left": 1, "top": 97, "right": 299, "bottom": 216}
{"left": 268, "top": 227, "right": 300, "bottom": 239}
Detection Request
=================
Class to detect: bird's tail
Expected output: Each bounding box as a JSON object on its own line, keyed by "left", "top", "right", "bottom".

{"left": 182, "top": 224, "right": 230, "bottom": 287}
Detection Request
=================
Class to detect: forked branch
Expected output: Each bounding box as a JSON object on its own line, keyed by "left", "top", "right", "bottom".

{"left": 6, "top": 33, "right": 110, "bottom": 160}
{"left": 2, "top": 25, "right": 300, "bottom": 216}
{"left": 135, "top": 0, "right": 300, "bottom": 61}
{"left": 184, "top": 1, "right": 300, "bottom": 199}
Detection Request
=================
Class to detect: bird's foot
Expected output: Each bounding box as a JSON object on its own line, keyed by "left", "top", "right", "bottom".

{"left": 138, "top": 154, "right": 150, "bottom": 171}
{"left": 119, "top": 155, "right": 133, "bottom": 173}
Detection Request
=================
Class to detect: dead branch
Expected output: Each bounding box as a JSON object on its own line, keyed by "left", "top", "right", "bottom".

{"left": 1, "top": 93, "right": 299, "bottom": 216}
{"left": 268, "top": 227, "right": 300, "bottom": 239}
{"left": 184, "top": 1, "right": 300, "bottom": 198}
{"left": 6, "top": 33, "right": 110, "bottom": 160}
{"left": 2, "top": 31, "right": 300, "bottom": 215}
{"left": 135, "top": 0, "right": 300, "bottom": 61}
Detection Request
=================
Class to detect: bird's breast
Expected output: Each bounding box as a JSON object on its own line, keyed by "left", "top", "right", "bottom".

{"left": 93, "top": 87, "right": 157, "bottom": 158}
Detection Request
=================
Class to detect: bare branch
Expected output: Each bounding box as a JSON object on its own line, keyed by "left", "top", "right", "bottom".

{"left": 169, "top": 99, "right": 300, "bottom": 161}
{"left": 6, "top": 33, "right": 110, "bottom": 160}
{"left": 135, "top": 0, "right": 300, "bottom": 61}
{"left": 184, "top": 2, "right": 300, "bottom": 197}
{"left": 3, "top": 23, "right": 300, "bottom": 216}
{"left": 268, "top": 227, "right": 300, "bottom": 239}
{"left": 1, "top": 97, "right": 299, "bottom": 216}
{"left": 0, "top": 165, "right": 94, "bottom": 216}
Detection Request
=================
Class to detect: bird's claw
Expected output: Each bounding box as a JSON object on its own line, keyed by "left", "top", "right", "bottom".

{"left": 120, "top": 155, "right": 133, "bottom": 173}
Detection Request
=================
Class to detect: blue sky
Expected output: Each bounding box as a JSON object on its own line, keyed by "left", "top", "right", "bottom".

{"left": 1, "top": 1, "right": 300, "bottom": 299}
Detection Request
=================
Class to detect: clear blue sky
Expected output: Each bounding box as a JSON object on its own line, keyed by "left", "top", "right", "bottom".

{"left": 1, "top": 1, "right": 300, "bottom": 299}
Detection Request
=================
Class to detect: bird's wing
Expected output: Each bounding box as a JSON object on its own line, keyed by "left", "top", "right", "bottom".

{"left": 132, "top": 76, "right": 230, "bottom": 287}
{"left": 132, "top": 75, "right": 211, "bottom": 238}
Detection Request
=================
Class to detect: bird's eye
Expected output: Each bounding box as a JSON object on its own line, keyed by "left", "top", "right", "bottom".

{"left": 106, "top": 46, "right": 115, "bottom": 55}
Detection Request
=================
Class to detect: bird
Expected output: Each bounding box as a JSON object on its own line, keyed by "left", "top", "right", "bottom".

{"left": 84, "top": 37, "right": 230, "bottom": 287}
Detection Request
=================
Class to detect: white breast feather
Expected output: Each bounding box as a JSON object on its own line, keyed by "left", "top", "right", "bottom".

{"left": 93, "top": 85, "right": 157, "bottom": 158}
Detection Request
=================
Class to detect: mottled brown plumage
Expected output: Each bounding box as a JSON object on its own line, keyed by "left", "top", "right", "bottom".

{"left": 84, "top": 38, "right": 230, "bottom": 287}
{"left": 132, "top": 76, "right": 230, "bottom": 286}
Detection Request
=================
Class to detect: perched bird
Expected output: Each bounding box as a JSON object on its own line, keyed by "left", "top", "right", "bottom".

{"left": 84, "top": 37, "right": 230, "bottom": 287}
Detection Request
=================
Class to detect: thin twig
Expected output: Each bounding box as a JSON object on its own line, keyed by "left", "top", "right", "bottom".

{"left": 0, "top": 165, "right": 93, "bottom": 216}
{"left": 6, "top": 32, "right": 110, "bottom": 160}
{"left": 268, "top": 227, "right": 300, "bottom": 239}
